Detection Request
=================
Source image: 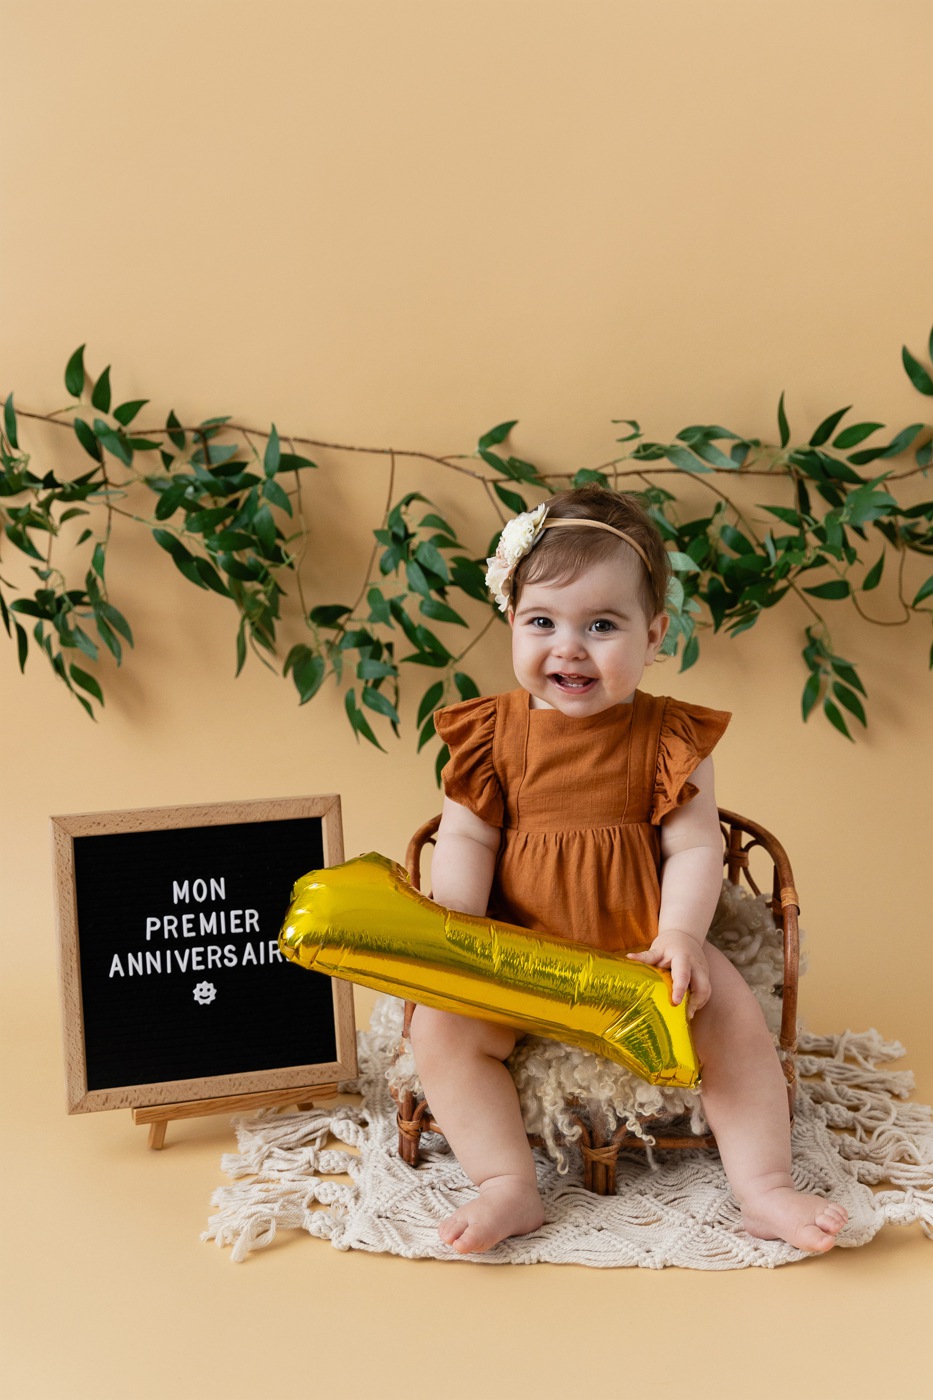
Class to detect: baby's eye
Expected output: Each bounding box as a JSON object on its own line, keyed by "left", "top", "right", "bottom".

{"left": 591, "top": 619, "right": 617, "bottom": 633}
{"left": 528, "top": 616, "right": 553, "bottom": 629}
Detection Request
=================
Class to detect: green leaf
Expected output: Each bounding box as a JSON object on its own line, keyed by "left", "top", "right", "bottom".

{"left": 417, "top": 680, "right": 445, "bottom": 727}
{"left": 92, "top": 418, "right": 131, "bottom": 466}
{"left": 419, "top": 513, "right": 455, "bottom": 535}
{"left": 345, "top": 688, "right": 386, "bottom": 751}
{"left": 828, "top": 660, "right": 865, "bottom": 695}
{"left": 809, "top": 406, "right": 851, "bottom": 448}
{"left": 493, "top": 482, "right": 526, "bottom": 513}
{"left": 362, "top": 685, "right": 400, "bottom": 724}
{"left": 664, "top": 445, "right": 710, "bottom": 474}
{"left": 70, "top": 663, "right": 104, "bottom": 705}
{"left": 278, "top": 452, "right": 318, "bottom": 472}
{"left": 419, "top": 597, "right": 467, "bottom": 626}
{"left": 310, "top": 604, "right": 351, "bottom": 627}
{"left": 100, "top": 601, "right": 133, "bottom": 645}
{"left": 667, "top": 550, "right": 700, "bottom": 573}
{"left": 417, "top": 713, "right": 438, "bottom": 753}
{"left": 572, "top": 469, "right": 610, "bottom": 488}
{"left": 253, "top": 504, "right": 277, "bottom": 555}
{"left": 264, "top": 424, "right": 281, "bottom": 477}
{"left": 5, "top": 525, "right": 44, "bottom": 561}
{"left": 262, "top": 477, "right": 292, "bottom": 514}
{"left": 832, "top": 682, "right": 867, "bottom": 727}
{"left": 801, "top": 671, "right": 821, "bottom": 721}
{"left": 194, "top": 558, "right": 232, "bottom": 596}
{"left": 153, "top": 480, "right": 189, "bottom": 520}
{"left": 878, "top": 423, "right": 925, "bottom": 459}
{"left": 612, "top": 418, "right": 642, "bottom": 443}
{"left": 94, "top": 613, "right": 121, "bottom": 663}
{"left": 861, "top": 554, "right": 884, "bottom": 591}
{"left": 913, "top": 575, "right": 933, "bottom": 607}
{"left": 3, "top": 394, "right": 18, "bottom": 449}
{"left": 406, "top": 559, "right": 431, "bottom": 597}
{"left": 91, "top": 542, "right": 106, "bottom": 578}
{"left": 166, "top": 410, "right": 186, "bottom": 450}
{"left": 113, "top": 398, "right": 148, "bottom": 426}
{"left": 152, "top": 529, "right": 203, "bottom": 586}
{"left": 777, "top": 392, "right": 790, "bottom": 448}
{"left": 802, "top": 579, "right": 850, "bottom": 600}
{"left": 451, "top": 557, "right": 489, "bottom": 601}
{"left": 478, "top": 420, "right": 518, "bottom": 451}
{"left": 65, "top": 345, "right": 86, "bottom": 398}
{"left": 453, "top": 671, "right": 480, "bottom": 701}
{"left": 73, "top": 417, "right": 103, "bottom": 463}
{"left": 91, "top": 366, "right": 112, "bottom": 414}
{"left": 434, "top": 742, "right": 450, "bottom": 787}
{"left": 401, "top": 650, "right": 449, "bottom": 669}
{"left": 358, "top": 658, "right": 396, "bottom": 681}
{"left": 902, "top": 344, "right": 933, "bottom": 396}
{"left": 823, "top": 697, "right": 853, "bottom": 741}
{"left": 719, "top": 524, "right": 756, "bottom": 556}
{"left": 414, "top": 539, "right": 450, "bottom": 581}
{"left": 679, "top": 632, "right": 700, "bottom": 672}
{"left": 367, "top": 588, "right": 392, "bottom": 625}
{"left": 832, "top": 421, "right": 884, "bottom": 449}
{"left": 15, "top": 620, "right": 28, "bottom": 672}
{"left": 10, "top": 597, "right": 49, "bottom": 619}
{"left": 293, "top": 649, "right": 326, "bottom": 704}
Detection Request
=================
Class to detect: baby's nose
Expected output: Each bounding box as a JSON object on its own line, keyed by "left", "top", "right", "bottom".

{"left": 553, "top": 631, "right": 587, "bottom": 658}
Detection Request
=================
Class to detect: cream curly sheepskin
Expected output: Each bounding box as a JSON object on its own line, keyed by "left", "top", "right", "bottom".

{"left": 386, "top": 879, "right": 803, "bottom": 1169}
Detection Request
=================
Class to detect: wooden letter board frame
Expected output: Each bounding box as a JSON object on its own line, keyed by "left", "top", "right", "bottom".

{"left": 52, "top": 795, "right": 357, "bottom": 1140}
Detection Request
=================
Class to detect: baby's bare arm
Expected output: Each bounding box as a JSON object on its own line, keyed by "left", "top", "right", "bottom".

{"left": 629, "top": 756, "right": 723, "bottom": 1010}
{"left": 430, "top": 796, "right": 500, "bottom": 916}
{"left": 657, "top": 756, "right": 723, "bottom": 944}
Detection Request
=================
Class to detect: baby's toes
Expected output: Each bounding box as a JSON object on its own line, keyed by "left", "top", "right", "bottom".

{"left": 437, "top": 1208, "right": 470, "bottom": 1246}
{"left": 816, "top": 1203, "right": 848, "bottom": 1235}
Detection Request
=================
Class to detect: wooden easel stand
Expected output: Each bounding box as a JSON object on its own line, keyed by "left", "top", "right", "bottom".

{"left": 132, "top": 1083, "right": 339, "bottom": 1149}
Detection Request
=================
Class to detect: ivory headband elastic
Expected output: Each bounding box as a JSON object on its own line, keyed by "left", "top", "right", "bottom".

{"left": 540, "top": 518, "right": 653, "bottom": 576}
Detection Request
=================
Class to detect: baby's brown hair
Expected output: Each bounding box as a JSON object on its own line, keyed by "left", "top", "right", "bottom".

{"left": 510, "top": 486, "right": 671, "bottom": 620}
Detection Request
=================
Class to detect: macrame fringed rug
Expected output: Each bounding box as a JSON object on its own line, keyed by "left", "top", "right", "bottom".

{"left": 204, "top": 997, "right": 933, "bottom": 1267}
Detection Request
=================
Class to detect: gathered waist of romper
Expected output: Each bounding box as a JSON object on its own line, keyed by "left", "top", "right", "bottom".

{"left": 501, "top": 820, "right": 654, "bottom": 836}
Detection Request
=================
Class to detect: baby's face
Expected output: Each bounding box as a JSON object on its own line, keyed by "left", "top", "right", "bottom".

{"left": 509, "top": 554, "right": 668, "bottom": 715}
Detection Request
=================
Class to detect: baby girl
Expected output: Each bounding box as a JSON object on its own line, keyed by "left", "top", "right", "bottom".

{"left": 410, "top": 485, "right": 848, "bottom": 1256}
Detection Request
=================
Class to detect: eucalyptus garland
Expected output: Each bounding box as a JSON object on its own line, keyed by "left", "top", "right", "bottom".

{"left": 1, "top": 331, "right": 931, "bottom": 779}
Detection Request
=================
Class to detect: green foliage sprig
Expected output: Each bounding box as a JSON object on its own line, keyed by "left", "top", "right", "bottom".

{"left": 1, "top": 331, "right": 931, "bottom": 772}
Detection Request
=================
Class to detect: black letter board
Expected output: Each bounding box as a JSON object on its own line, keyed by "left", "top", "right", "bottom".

{"left": 52, "top": 796, "right": 357, "bottom": 1112}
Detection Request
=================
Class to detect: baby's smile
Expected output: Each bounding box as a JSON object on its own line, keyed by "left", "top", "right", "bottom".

{"left": 549, "top": 673, "right": 597, "bottom": 692}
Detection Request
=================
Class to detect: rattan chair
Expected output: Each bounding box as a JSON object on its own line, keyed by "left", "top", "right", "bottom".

{"left": 390, "top": 808, "right": 800, "bottom": 1195}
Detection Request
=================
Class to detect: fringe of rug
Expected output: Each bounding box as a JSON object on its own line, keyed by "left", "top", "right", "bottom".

{"left": 203, "top": 1020, "right": 933, "bottom": 1263}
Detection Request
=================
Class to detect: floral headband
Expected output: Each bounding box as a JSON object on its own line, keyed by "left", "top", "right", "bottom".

{"left": 485, "top": 503, "right": 653, "bottom": 614}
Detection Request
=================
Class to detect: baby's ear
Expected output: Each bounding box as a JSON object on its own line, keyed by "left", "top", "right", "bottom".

{"left": 507, "top": 607, "right": 515, "bottom": 629}
{"left": 647, "top": 610, "right": 670, "bottom": 658}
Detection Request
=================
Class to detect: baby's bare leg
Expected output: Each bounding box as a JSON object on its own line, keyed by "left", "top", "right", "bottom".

{"left": 409, "top": 1005, "right": 544, "bottom": 1253}
{"left": 692, "top": 947, "right": 848, "bottom": 1252}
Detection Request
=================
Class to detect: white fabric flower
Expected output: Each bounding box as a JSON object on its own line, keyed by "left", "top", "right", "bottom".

{"left": 485, "top": 503, "right": 549, "bottom": 612}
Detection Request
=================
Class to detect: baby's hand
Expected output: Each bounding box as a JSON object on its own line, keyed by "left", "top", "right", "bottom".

{"left": 627, "top": 931, "right": 711, "bottom": 1016}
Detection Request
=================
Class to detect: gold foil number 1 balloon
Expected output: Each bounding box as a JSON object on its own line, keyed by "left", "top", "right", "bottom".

{"left": 279, "top": 852, "right": 700, "bottom": 1089}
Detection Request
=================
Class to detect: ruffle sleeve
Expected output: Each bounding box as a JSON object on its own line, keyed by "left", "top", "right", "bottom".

{"left": 433, "top": 695, "right": 504, "bottom": 827}
{"left": 650, "top": 698, "right": 732, "bottom": 824}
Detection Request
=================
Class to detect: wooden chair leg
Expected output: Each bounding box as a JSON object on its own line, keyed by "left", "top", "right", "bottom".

{"left": 396, "top": 1090, "right": 423, "bottom": 1168}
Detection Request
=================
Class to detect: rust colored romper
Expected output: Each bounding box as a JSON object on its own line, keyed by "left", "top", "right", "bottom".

{"left": 434, "top": 688, "right": 731, "bottom": 955}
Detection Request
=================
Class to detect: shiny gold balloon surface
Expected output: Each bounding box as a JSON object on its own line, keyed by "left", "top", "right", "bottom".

{"left": 280, "top": 852, "right": 700, "bottom": 1089}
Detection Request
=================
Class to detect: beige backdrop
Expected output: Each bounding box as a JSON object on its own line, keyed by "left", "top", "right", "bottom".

{"left": 2, "top": 4, "right": 931, "bottom": 1399}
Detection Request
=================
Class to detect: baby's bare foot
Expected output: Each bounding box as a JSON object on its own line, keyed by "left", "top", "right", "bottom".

{"left": 438, "top": 1175, "right": 545, "bottom": 1255}
{"left": 742, "top": 1184, "right": 848, "bottom": 1253}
